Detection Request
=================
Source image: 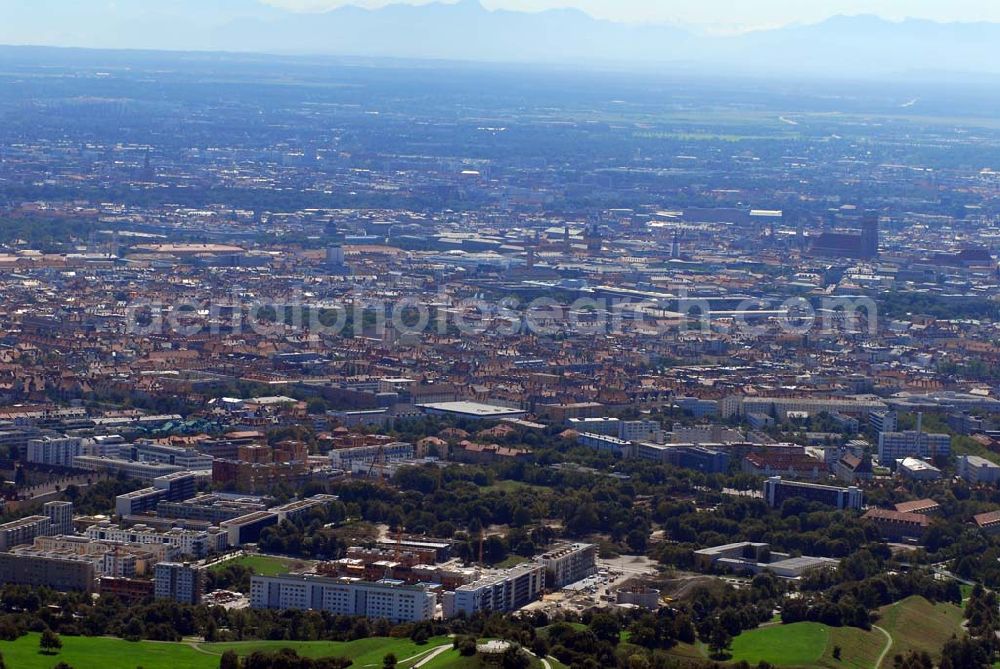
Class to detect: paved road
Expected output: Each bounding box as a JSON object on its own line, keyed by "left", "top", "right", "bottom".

{"left": 411, "top": 644, "right": 451, "bottom": 668}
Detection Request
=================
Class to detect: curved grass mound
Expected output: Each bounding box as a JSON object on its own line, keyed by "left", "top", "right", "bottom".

{"left": 876, "top": 595, "right": 965, "bottom": 666}
{"left": 726, "top": 621, "right": 886, "bottom": 669}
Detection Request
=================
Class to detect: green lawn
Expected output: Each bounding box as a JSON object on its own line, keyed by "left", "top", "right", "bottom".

{"left": 0, "top": 634, "right": 216, "bottom": 669}
{"left": 670, "top": 622, "right": 886, "bottom": 669}
{"left": 538, "top": 623, "right": 587, "bottom": 636}
{"left": 208, "top": 554, "right": 307, "bottom": 577}
{"left": 197, "top": 636, "right": 452, "bottom": 666}
{"left": 0, "top": 633, "right": 452, "bottom": 669}
{"left": 721, "top": 597, "right": 966, "bottom": 668}
{"left": 484, "top": 479, "right": 548, "bottom": 493}
{"left": 728, "top": 623, "right": 828, "bottom": 666}
{"left": 876, "top": 596, "right": 965, "bottom": 667}
{"left": 824, "top": 625, "right": 888, "bottom": 669}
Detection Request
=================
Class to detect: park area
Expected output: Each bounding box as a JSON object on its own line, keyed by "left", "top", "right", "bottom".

{"left": 665, "top": 595, "right": 965, "bottom": 668}
{"left": 0, "top": 633, "right": 457, "bottom": 669}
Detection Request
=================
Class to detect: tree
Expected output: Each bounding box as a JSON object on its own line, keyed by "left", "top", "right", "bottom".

{"left": 123, "top": 617, "right": 144, "bottom": 642}
{"left": 456, "top": 636, "right": 478, "bottom": 657}
{"left": 626, "top": 529, "right": 648, "bottom": 554}
{"left": 219, "top": 650, "right": 239, "bottom": 669}
{"left": 382, "top": 653, "right": 397, "bottom": 669}
{"left": 40, "top": 629, "right": 62, "bottom": 655}
{"left": 410, "top": 625, "right": 430, "bottom": 645}
{"left": 205, "top": 618, "right": 219, "bottom": 643}
{"left": 707, "top": 622, "right": 731, "bottom": 660}
{"left": 588, "top": 613, "right": 621, "bottom": 646}
{"left": 52, "top": 663, "right": 74, "bottom": 669}
{"left": 0, "top": 650, "right": 5, "bottom": 669}
{"left": 500, "top": 647, "right": 530, "bottom": 669}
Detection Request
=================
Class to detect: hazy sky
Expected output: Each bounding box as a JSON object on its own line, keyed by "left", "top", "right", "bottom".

{"left": 264, "top": 0, "right": 1000, "bottom": 31}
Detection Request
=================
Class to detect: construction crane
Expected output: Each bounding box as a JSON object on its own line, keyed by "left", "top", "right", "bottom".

{"left": 367, "top": 444, "right": 388, "bottom": 481}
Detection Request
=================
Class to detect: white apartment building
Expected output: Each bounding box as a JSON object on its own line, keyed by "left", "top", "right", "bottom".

{"left": 44, "top": 501, "right": 74, "bottom": 537}
{"left": 71, "top": 456, "right": 183, "bottom": 483}
{"left": 722, "top": 395, "right": 887, "bottom": 420}
{"left": 577, "top": 433, "right": 632, "bottom": 458}
{"left": 869, "top": 410, "right": 898, "bottom": 436}
{"left": 958, "top": 455, "right": 1000, "bottom": 484}
{"left": 85, "top": 522, "right": 227, "bottom": 558}
{"left": 133, "top": 441, "right": 214, "bottom": 470}
{"left": 878, "top": 431, "right": 951, "bottom": 467}
{"left": 155, "top": 562, "right": 204, "bottom": 604}
{"left": 443, "top": 562, "right": 544, "bottom": 618}
{"left": 328, "top": 442, "right": 414, "bottom": 470}
{"left": 27, "top": 436, "right": 83, "bottom": 467}
{"left": 619, "top": 420, "right": 663, "bottom": 443}
{"left": 537, "top": 543, "right": 598, "bottom": 588}
{"left": 251, "top": 574, "right": 435, "bottom": 623}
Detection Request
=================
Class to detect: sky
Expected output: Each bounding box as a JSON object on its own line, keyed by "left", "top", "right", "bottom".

{"left": 264, "top": 0, "right": 1000, "bottom": 31}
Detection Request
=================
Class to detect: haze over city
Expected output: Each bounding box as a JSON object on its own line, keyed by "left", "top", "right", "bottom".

{"left": 2, "top": 0, "right": 1000, "bottom": 75}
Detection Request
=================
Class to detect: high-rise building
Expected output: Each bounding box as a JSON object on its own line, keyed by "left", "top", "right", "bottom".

{"left": 869, "top": 410, "right": 898, "bottom": 436}
{"left": 154, "top": 562, "right": 204, "bottom": 604}
{"left": 26, "top": 436, "right": 83, "bottom": 467}
{"left": 44, "top": 501, "right": 74, "bottom": 536}
{"left": 537, "top": 543, "right": 597, "bottom": 588}
{"left": 586, "top": 221, "right": 602, "bottom": 253}
{"left": 860, "top": 212, "right": 880, "bottom": 259}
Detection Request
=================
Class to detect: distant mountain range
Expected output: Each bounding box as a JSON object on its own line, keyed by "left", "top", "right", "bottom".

{"left": 1, "top": 0, "right": 999, "bottom": 77}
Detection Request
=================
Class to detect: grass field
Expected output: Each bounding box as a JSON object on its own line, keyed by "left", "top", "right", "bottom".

{"left": 495, "top": 555, "right": 533, "bottom": 569}
{"left": 669, "top": 622, "right": 886, "bottom": 669}
{"left": 825, "top": 625, "right": 888, "bottom": 669}
{"left": 198, "top": 636, "right": 452, "bottom": 665}
{"left": 208, "top": 554, "right": 307, "bottom": 577}
{"left": 485, "top": 479, "right": 550, "bottom": 493}
{"left": 660, "top": 595, "right": 967, "bottom": 668}
{"left": 0, "top": 633, "right": 452, "bottom": 669}
{"left": 0, "top": 634, "right": 216, "bottom": 669}
{"left": 876, "top": 596, "right": 965, "bottom": 667}
{"left": 727, "top": 623, "right": 827, "bottom": 666}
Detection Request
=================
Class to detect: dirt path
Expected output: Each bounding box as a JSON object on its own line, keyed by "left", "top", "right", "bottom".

{"left": 873, "top": 625, "right": 893, "bottom": 669}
